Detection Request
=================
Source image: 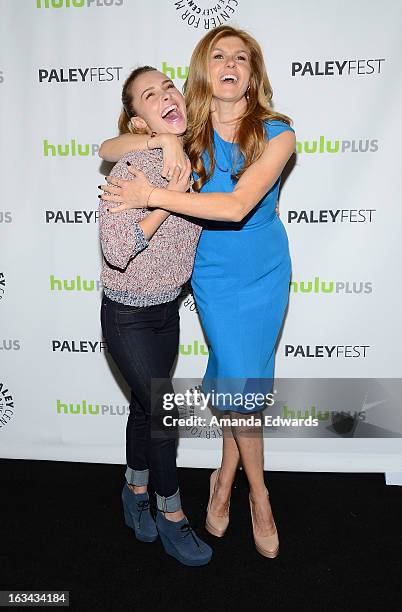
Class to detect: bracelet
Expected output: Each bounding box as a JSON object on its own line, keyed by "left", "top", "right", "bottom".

{"left": 146, "top": 187, "right": 157, "bottom": 207}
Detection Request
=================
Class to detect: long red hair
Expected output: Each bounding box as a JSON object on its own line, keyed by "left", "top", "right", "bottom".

{"left": 183, "top": 26, "right": 292, "bottom": 191}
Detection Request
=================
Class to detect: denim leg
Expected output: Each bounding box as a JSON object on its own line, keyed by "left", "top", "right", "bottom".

{"left": 147, "top": 300, "right": 181, "bottom": 504}
{"left": 155, "top": 487, "right": 182, "bottom": 512}
{"left": 126, "top": 390, "right": 148, "bottom": 475}
{"left": 125, "top": 466, "right": 149, "bottom": 486}
{"left": 101, "top": 294, "right": 180, "bottom": 503}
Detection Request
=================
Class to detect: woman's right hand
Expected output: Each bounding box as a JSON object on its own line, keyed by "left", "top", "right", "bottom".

{"left": 166, "top": 159, "right": 192, "bottom": 193}
{"left": 151, "top": 133, "right": 187, "bottom": 181}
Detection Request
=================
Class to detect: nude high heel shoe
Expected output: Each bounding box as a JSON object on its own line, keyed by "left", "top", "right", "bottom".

{"left": 205, "top": 468, "right": 230, "bottom": 537}
{"left": 249, "top": 490, "right": 279, "bottom": 558}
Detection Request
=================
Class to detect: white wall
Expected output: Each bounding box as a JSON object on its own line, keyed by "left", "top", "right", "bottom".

{"left": 1, "top": 0, "right": 401, "bottom": 473}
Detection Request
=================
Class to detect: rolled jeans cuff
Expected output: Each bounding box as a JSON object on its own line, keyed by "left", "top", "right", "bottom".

{"left": 156, "top": 488, "right": 182, "bottom": 512}
{"left": 125, "top": 466, "right": 149, "bottom": 487}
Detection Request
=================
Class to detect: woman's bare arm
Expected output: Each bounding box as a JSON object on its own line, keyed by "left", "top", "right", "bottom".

{"left": 103, "top": 131, "right": 296, "bottom": 222}
{"left": 138, "top": 209, "right": 170, "bottom": 240}
{"left": 99, "top": 133, "right": 148, "bottom": 162}
{"left": 99, "top": 132, "right": 187, "bottom": 179}
{"left": 99, "top": 159, "right": 190, "bottom": 269}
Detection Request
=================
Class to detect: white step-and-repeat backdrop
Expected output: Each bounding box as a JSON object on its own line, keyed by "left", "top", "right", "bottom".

{"left": 1, "top": 0, "right": 401, "bottom": 474}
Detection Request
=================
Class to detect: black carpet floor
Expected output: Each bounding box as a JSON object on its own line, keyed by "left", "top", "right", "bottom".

{"left": 1, "top": 459, "right": 401, "bottom": 612}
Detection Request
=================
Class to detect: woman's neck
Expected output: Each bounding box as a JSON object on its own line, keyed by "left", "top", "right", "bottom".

{"left": 211, "top": 97, "right": 247, "bottom": 142}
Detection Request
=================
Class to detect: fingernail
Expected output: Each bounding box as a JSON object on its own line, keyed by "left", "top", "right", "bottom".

{"left": 126, "top": 161, "right": 131, "bottom": 166}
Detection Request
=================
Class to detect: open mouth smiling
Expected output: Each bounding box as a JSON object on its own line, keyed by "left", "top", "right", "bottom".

{"left": 161, "top": 103, "right": 184, "bottom": 124}
{"left": 161, "top": 104, "right": 178, "bottom": 118}
{"left": 220, "top": 74, "right": 239, "bottom": 84}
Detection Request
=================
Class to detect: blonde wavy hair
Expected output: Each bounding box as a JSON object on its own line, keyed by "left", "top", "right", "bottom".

{"left": 183, "top": 25, "right": 292, "bottom": 191}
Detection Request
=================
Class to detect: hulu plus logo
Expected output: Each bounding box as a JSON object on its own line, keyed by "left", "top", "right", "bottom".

{"left": 50, "top": 275, "right": 102, "bottom": 292}
{"left": 282, "top": 405, "right": 330, "bottom": 421}
{"left": 179, "top": 340, "right": 208, "bottom": 356}
{"left": 57, "top": 399, "right": 100, "bottom": 415}
{"left": 43, "top": 139, "right": 99, "bottom": 157}
{"left": 296, "top": 136, "right": 378, "bottom": 154}
{"left": 36, "top": 0, "right": 124, "bottom": 8}
{"left": 161, "top": 62, "right": 189, "bottom": 81}
{"left": 282, "top": 405, "right": 365, "bottom": 422}
{"left": 290, "top": 277, "right": 373, "bottom": 295}
{"left": 56, "top": 399, "right": 129, "bottom": 415}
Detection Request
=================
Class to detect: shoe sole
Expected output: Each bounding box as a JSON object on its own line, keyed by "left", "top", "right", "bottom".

{"left": 159, "top": 532, "right": 212, "bottom": 567}
{"left": 255, "top": 544, "right": 279, "bottom": 559}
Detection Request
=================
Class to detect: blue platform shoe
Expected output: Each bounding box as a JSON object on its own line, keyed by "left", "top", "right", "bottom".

{"left": 156, "top": 512, "right": 213, "bottom": 566}
{"left": 122, "top": 483, "right": 158, "bottom": 543}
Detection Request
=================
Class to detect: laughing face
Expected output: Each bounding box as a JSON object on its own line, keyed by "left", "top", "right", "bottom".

{"left": 209, "top": 35, "right": 251, "bottom": 103}
{"left": 129, "top": 70, "right": 187, "bottom": 135}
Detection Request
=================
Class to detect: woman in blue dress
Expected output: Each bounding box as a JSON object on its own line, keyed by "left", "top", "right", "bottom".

{"left": 100, "top": 25, "right": 295, "bottom": 558}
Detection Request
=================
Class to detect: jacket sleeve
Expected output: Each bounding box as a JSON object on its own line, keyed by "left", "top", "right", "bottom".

{"left": 99, "top": 199, "right": 149, "bottom": 270}
{"left": 98, "top": 150, "right": 161, "bottom": 270}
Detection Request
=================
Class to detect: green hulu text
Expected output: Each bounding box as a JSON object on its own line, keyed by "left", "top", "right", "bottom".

{"left": 179, "top": 340, "right": 209, "bottom": 356}
{"left": 50, "top": 275, "right": 102, "bottom": 292}
{"left": 43, "top": 139, "right": 99, "bottom": 157}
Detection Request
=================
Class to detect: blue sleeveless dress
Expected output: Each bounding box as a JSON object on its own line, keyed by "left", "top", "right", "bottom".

{"left": 191, "top": 120, "right": 294, "bottom": 414}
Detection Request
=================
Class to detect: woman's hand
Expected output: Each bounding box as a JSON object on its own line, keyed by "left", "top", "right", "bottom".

{"left": 100, "top": 158, "right": 192, "bottom": 213}
{"left": 152, "top": 134, "right": 187, "bottom": 180}
{"left": 100, "top": 165, "right": 154, "bottom": 212}
{"left": 166, "top": 158, "right": 192, "bottom": 193}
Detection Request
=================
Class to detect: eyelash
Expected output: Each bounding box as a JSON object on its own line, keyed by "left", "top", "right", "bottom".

{"left": 213, "top": 54, "right": 247, "bottom": 61}
{"left": 146, "top": 84, "right": 175, "bottom": 99}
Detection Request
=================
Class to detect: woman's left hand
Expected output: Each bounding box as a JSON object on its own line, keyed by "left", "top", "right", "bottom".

{"left": 99, "top": 165, "right": 154, "bottom": 212}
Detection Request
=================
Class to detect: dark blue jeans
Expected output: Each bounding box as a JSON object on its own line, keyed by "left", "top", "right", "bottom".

{"left": 101, "top": 293, "right": 181, "bottom": 511}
